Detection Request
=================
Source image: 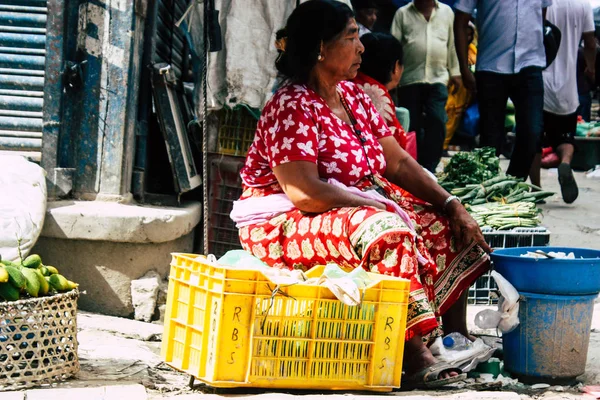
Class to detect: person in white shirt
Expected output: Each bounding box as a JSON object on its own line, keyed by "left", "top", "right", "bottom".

{"left": 391, "top": 0, "right": 461, "bottom": 173}
{"left": 529, "top": 0, "right": 596, "bottom": 204}
{"left": 352, "top": 0, "right": 379, "bottom": 37}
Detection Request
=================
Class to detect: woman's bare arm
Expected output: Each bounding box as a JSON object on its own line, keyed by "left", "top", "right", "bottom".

{"left": 379, "top": 136, "right": 453, "bottom": 211}
{"left": 273, "top": 161, "right": 385, "bottom": 213}
{"left": 379, "top": 136, "right": 491, "bottom": 252}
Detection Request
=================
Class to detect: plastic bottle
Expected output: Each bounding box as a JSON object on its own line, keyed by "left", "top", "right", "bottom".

{"left": 442, "top": 332, "right": 472, "bottom": 351}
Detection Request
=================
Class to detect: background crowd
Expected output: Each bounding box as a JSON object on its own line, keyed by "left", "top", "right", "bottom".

{"left": 349, "top": 0, "right": 599, "bottom": 204}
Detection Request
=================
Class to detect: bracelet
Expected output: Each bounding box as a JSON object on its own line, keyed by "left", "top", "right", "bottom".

{"left": 443, "top": 195, "right": 461, "bottom": 212}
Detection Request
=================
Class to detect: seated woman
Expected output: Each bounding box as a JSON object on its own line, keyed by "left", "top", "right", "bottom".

{"left": 352, "top": 32, "right": 412, "bottom": 156}
{"left": 232, "top": 0, "right": 490, "bottom": 389}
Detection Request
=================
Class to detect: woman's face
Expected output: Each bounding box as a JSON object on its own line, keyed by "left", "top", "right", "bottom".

{"left": 318, "top": 18, "right": 365, "bottom": 81}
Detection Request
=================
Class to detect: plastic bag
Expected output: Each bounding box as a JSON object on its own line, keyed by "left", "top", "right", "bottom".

{"left": 576, "top": 121, "right": 600, "bottom": 137}
{"left": 316, "top": 263, "right": 375, "bottom": 306}
{"left": 217, "top": 249, "right": 269, "bottom": 269}
{"left": 474, "top": 271, "right": 520, "bottom": 334}
{"left": 541, "top": 149, "right": 560, "bottom": 169}
{"left": 218, "top": 250, "right": 308, "bottom": 285}
{"left": 0, "top": 155, "right": 47, "bottom": 263}
{"left": 216, "top": 254, "right": 373, "bottom": 306}
{"left": 429, "top": 335, "right": 495, "bottom": 372}
{"left": 459, "top": 103, "right": 480, "bottom": 137}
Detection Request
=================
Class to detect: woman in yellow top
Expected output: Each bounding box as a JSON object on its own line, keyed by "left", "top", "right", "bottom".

{"left": 444, "top": 23, "right": 477, "bottom": 151}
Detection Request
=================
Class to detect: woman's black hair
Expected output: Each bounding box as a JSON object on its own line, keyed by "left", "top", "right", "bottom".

{"left": 276, "top": 0, "right": 354, "bottom": 84}
{"left": 359, "top": 32, "right": 403, "bottom": 85}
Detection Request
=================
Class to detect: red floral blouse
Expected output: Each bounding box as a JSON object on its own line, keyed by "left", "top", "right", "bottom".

{"left": 240, "top": 81, "right": 393, "bottom": 197}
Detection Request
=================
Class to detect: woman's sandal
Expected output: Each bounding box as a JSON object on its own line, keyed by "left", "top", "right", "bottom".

{"left": 402, "top": 361, "right": 467, "bottom": 389}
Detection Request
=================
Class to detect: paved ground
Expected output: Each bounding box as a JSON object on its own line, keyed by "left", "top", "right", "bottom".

{"left": 1, "top": 161, "right": 599, "bottom": 399}
{"left": 534, "top": 164, "right": 600, "bottom": 250}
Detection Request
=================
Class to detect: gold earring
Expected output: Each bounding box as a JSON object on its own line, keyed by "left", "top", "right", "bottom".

{"left": 318, "top": 54, "right": 323, "bottom": 61}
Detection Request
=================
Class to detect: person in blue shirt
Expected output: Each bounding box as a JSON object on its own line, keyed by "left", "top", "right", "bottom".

{"left": 453, "top": 0, "right": 551, "bottom": 180}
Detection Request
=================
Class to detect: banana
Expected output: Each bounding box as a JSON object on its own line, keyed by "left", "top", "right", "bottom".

{"left": 22, "top": 254, "right": 42, "bottom": 269}
{"left": 45, "top": 266, "right": 59, "bottom": 275}
{"left": 40, "top": 266, "right": 49, "bottom": 276}
{"left": 0, "top": 265, "right": 8, "bottom": 283}
{"left": 35, "top": 269, "right": 49, "bottom": 296}
{"left": 21, "top": 268, "right": 40, "bottom": 297}
{"left": 48, "top": 274, "right": 70, "bottom": 292}
{"left": 0, "top": 282, "right": 20, "bottom": 301}
{"left": 1, "top": 259, "right": 18, "bottom": 268}
{"left": 67, "top": 280, "right": 79, "bottom": 290}
{"left": 4, "top": 265, "right": 26, "bottom": 289}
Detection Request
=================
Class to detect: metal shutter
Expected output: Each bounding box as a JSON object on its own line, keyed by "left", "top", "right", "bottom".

{"left": 148, "top": 0, "right": 189, "bottom": 79}
{"left": 0, "top": 0, "right": 47, "bottom": 162}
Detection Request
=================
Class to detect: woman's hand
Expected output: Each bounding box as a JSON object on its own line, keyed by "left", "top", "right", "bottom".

{"left": 446, "top": 201, "right": 493, "bottom": 254}
{"left": 366, "top": 199, "right": 387, "bottom": 211}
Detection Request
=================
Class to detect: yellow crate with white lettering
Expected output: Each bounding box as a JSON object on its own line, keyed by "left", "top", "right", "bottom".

{"left": 161, "top": 253, "right": 410, "bottom": 392}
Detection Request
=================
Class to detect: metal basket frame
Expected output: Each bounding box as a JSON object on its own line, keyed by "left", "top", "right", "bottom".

{"left": 469, "top": 227, "right": 551, "bottom": 305}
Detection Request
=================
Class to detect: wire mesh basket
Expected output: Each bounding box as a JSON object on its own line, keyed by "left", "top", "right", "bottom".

{"left": 216, "top": 107, "right": 258, "bottom": 156}
{"left": 469, "top": 227, "right": 551, "bottom": 305}
{"left": 0, "top": 290, "right": 79, "bottom": 391}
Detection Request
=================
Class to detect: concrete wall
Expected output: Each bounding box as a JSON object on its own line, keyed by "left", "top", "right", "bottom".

{"left": 31, "top": 200, "right": 202, "bottom": 317}
{"left": 33, "top": 232, "right": 194, "bottom": 317}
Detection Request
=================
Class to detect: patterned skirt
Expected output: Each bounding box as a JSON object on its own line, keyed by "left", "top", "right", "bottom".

{"left": 238, "top": 175, "right": 489, "bottom": 340}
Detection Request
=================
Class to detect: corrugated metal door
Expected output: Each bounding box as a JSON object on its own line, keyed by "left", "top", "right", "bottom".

{"left": 133, "top": 0, "right": 192, "bottom": 199}
{"left": 152, "top": 0, "right": 189, "bottom": 79}
{"left": 0, "top": 0, "right": 47, "bottom": 162}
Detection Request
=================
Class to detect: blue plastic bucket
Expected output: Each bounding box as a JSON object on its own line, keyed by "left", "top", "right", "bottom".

{"left": 490, "top": 247, "right": 600, "bottom": 295}
{"left": 503, "top": 291, "right": 597, "bottom": 382}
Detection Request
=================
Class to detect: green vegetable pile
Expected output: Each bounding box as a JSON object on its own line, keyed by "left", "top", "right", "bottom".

{"left": 439, "top": 147, "right": 500, "bottom": 191}
{"left": 451, "top": 175, "right": 554, "bottom": 205}
{"left": 468, "top": 202, "right": 541, "bottom": 230}
{"left": 439, "top": 148, "right": 554, "bottom": 206}
{"left": 437, "top": 148, "right": 555, "bottom": 230}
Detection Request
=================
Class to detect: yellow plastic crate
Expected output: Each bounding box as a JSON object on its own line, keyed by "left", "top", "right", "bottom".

{"left": 161, "top": 253, "right": 410, "bottom": 392}
{"left": 216, "top": 108, "right": 257, "bottom": 156}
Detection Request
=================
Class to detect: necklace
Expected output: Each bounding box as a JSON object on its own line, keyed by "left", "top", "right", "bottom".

{"left": 338, "top": 93, "right": 365, "bottom": 143}
{"left": 337, "top": 91, "right": 376, "bottom": 176}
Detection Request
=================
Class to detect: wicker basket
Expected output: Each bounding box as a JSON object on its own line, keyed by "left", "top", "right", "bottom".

{"left": 0, "top": 290, "right": 79, "bottom": 391}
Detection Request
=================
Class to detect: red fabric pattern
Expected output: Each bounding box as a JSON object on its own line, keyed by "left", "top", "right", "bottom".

{"left": 240, "top": 81, "right": 393, "bottom": 193}
{"left": 352, "top": 72, "right": 409, "bottom": 151}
